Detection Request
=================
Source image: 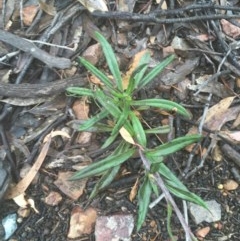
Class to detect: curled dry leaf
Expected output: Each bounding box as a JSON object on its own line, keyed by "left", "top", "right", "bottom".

{"left": 221, "top": 19, "right": 240, "bottom": 39}
{"left": 129, "top": 178, "right": 139, "bottom": 202}
{"left": 5, "top": 135, "right": 51, "bottom": 199}
{"left": 223, "top": 180, "right": 239, "bottom": 191}
{"left": 13, "top": 194, "right": 39, "bottom": 213}
{"left": 77, "top": 0, "right": 108, "bottom": 12}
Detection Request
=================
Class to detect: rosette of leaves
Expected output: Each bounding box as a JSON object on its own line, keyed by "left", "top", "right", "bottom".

{"left": 67, "top": 32, "right": 206, "bottom": 236}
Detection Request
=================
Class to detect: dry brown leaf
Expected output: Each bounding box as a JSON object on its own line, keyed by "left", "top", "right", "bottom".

{"left": 44, "top": 191, "right": 62, "bottom": 206}
{"left": 232, "top": 112, "right": 240, "bottom": 128}
{"left": 77, "top": 0, "right": 108, "bottom": 12}
{"left": 22, "top": 5, "right": 39, "bottom": 26}
{"left": 72, "top": 99, "right": 89, "bottom": 120}
{"left": 196, "top": 226, "right": 210, "bottom": 239}
{"left": 122, "top": 50, "right": 150, "bottom": 90}
{"left": 5, "top": 134, "right": 51, "bottom": 199}
{"left": 129, "top": 178, "right": 139, "bottom": 202}
{"left": 54, "top": 171, "right": 87, "bottom": 200}
{"left": 221, "top": 19, "right": 240, "bottom": 39}
{"left": 223, "top": 179, "right": 239, "bottom": 191}
{"left": 68, "top": 206, "right": 97, "bottom": 239}
{"left": 119, "top": 127, "right": 135, "bottom": 145}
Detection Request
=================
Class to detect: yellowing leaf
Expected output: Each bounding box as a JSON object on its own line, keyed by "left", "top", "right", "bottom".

{"left": 77, "top": 0, "right": 108, "bottom": 12}
{"left": 119, "top": 127, "right": 135, "bottom": 145}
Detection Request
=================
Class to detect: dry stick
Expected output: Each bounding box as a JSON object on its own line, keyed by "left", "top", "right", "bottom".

{"left": 0, "top": 75, "right": 87, "bottom": 98}
{"left": 138, "top": 150, "right": 197, "bottom": 241}
{"left": 0, "top": 30, "right": 71, "bottom": 69}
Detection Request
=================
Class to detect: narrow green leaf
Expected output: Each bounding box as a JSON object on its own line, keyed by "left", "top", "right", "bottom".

{"left": 89, "top": 165, "right": 121, "bottom": 200}
{"left": 70, "top": 148, "right": 135, "bottom": 180}
{"left": 146, "top": 134, "right": 202, "bottom": 157}
{"left": 78, "top": 109, "right": 109, "bottom": 131}
{"left": 137, "top": 175, "right": 152, "bottom": 231}
{"left": 67, "top": 87, "right": 94, "bottom": 97}
{"left": 149, "top": 160, "right": 208, "bottom": 209}
{"left": 131, "top": 99, "right": 192, "bottom": 119}
{"left": 130, "top": 112, "right": 147, "bottom": 147}
{"left": 167, "top": 204, "right": 176, "bottom": 241}
{"left": 68, "top": 120, "right": 113, "bottom": 132}
{"left": 79, "top": 57, "right": 114, "bottom": 90}
{"left": 95, "top": 88, "right": 122, "bottom": 117}
{"left": 111, "top": 104, "right": 130, "bottom": 136}
{"left": 145, "top": 125, "right": 170, "bottom": 134}
{"left": 101, "top": 131, "right": 119, "bottom": 149}
{"left": 138, "top": 54, "right": 175, "bottom": 89}
{"left": 95, "top": 32, "right": 123, "bottom": 91}
{"left": 133, "top": 52, "right": 151, "bottom": 88}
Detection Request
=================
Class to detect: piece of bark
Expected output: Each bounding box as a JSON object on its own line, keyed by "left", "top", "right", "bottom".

{"left": 0, "top": 75, "right": 87, "bottom": 98}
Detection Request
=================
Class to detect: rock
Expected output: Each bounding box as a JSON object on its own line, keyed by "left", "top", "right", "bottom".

{"left": 189, "top": 200, "right": 221, "bottom": 224}
{"left": 95, "top": 214, "right": 134, "bottom": 241}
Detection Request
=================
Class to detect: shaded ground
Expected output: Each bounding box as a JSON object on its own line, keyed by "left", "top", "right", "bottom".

{"left": 0, "top": 0, "right": 240, "bottom": 240}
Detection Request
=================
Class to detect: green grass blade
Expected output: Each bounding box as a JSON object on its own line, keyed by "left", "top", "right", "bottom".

{"left": 78, "top": 109, "right": 109, "bottom": 131}
{"left": 131, "top": 99, "right": 192, "bottom": 119}
{"left": 137, "top": 175, "right": 152, "bottom": 231}
{"left": 145, "top": 125, "right": 170, "bottom": 134}
{"left": 89, "top": 165, "right": 121, "bottom": 200}
{"left": 130, "top": 112, "right": 147, "bottom": 147}
{"left": 146, "top": 134, "right": 202, "bottom": 157}
{"left": 79, "top": 57, "right": 114, "bottom": 89}
{"left": 101, "top": 131, "right": 119, "bottom": 149}
{"left": 66, "top": 87, "right": 94, "bottom": 97}
{"left": 70, "top": 148, "right": 135, "bottom": 180}
{"left": 149, "top": 161, "right": 208, "bottom": 209}
{"left": 95, "top": 32, "right": 123, "bottom": 91}
{"left": 111, "top": 104, "right": 130, "bottom": 136}
{"left": 95, "top": 88, "right": 122, "bottom": 117}
{"left": 138, "top": 54, "right": 175, "bottom": 89}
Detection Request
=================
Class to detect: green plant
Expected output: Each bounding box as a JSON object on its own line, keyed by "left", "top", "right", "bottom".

{"left": 67, "top": 32, "right": 206, "bottom": 240}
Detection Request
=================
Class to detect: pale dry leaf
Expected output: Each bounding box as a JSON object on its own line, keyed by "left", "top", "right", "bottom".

{"left": 68, "top": 206, "right": 97, "bottom": 239}
{"left": 22, "top": 5, "right": 39, "bottom": 26}
{"left": 221, "top": 19, "right": 240, "bottom": 39}
{"left": 161, "top": 0, "right": 167, "bottom": 10}
{"left": 5, "top": 135, "right": 52, "bottom": 199}
{"left": 13, "top": 194, "right": 39, "bottom": 213}
{"left": 196, "top": 226, "right": 210, "bottom": 239}
{"left": 77, "top": 0, "right": 108, "bottom": 12}
{"left": 223, "top": 179, "right": 239, "bottom": 191}
{"left": 43, "top": 130, "right": 70, "bottom": 143}
{"left": 119, "top": 127, "right": 135, "bottom": 145}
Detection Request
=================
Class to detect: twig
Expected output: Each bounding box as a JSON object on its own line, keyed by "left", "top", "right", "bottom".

{"left": 0, "top": 30, "right": 71, "bottom": 69}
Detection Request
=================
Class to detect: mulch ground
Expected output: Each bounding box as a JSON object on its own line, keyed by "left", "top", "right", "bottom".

{"left": 0, "top": 0, "right": 240, "bottom": 240}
